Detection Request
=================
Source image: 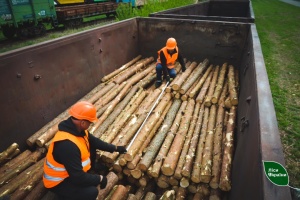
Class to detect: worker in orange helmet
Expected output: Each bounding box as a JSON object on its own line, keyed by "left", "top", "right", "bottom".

{"left": 155, "top": 37, "right": 186, "bottom": 88}
{"left": 43, "top": 101, "right": 127, "bottom": 200}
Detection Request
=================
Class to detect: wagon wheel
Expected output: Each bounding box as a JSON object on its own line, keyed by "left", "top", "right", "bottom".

{"left": 16, "top": 27, "right": 29, "bottom": 39}
{"left": 2, "top": 26, "right": 16, "bottom": 39}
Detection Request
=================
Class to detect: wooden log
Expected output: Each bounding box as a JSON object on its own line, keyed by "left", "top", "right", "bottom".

{"left": 182, "top": 103, "right": 205, "bottom": 178}
{"left": 138, "top": 175, "right": 151, "bottom": 187}
{"left": 134, "top": 181, "right": 156, "bottom": 200}
{"left": 113, "top": 158, "right": 123, "bottom": 173}
{"left": 189, "top": 64, "right": 213, "bottom": 98}
{"left": 161, "top": 99, "right": 195, "bottom": 176}
{"left": 97, "top": 171, "right": 119, "bottom": 199}
{"left": 180, "top": 79, "right": 198, "bottom": 101}
{"left": 23, "top": 181, "right": 47, "bottom": 200}
{"left": 224, "top": 96, "right": 232, "bottom": 109}
{"left": 204, "top": 65, "right": 220, "bottom": 107}
{"left": 169, "top": 176, "right": 179, "bottom": 186}
{"left": 88, "top": 82, "right": 116, "bottom": 104}
{"left": 127, "top": 193, "right": 138, "bottom": 200}
{"left": 113, "top": 57, "right": 154, "bottom": 84}
{"left": 180, "top": 59, "right": 209, "bottom": 94}
{"left": 149, "top": 101, "right": 188, "bottom": 178}
{"left": 130, "top": 168, "right": 143, "bottom": 179}
{"left": 195, "top": 67, "right": 214, "bottom": 103}
{"left": 5, "top": 148, "right": 20, "bottom": 160}
{"left": 36, "top": 123, "right": 59, "bottom": 147}
{"left": 193, "top": 192, "right": 205, "bottom": 200}
{"left": 95, "top": 85, "right": 140, "bottom": 139}
{"left": 0, "top": 150, "right": 31, "bottom": 175}
{"left": 109, "top": 185, "right": 129, "bottom": 200}
{"left": 219, "top": 106, "right": 237, "bottom": 191}
{"left": 175, "top": 187, "right": 187, "bottom": 200}
{"left": 197, "top": 183, "right": 210, "bottom": 197}
{"left": 211, "top": 63, "right": 228, "bottom": 104}
{"left": 144, "top": 192, "right": 156, "bottom": 200}
{"left": 157, "top": 174, "right": 170, "bottom": 189}
{"left": 125, "top": 93, "right": 172, "bottom": 161}
{"left": 174, "top": 102, "right": 200, "bottom": 180}
{"left": 10, "top": 161, "right": 44, "bottom": 200}
{"left": 105, "top": 185, "right": 118, "bottom": 200}
{"left": 209, "top": 105, "right": 225, "bottom": 189}
{"left": 0, "top": 149, "right": 44, "bottom": 186}
{"left": 200, "top": 105, "right": 217, "bottom": 183}
{"left": 168, "top": 61, "right": 191, "bottom": 91}
{"left": 0, "top": 143, "right": 19, "bottom": 164}
{"left": 0, "top": 157, "right": 44, "bottom": 198}
{"left": 187, "top": 182, "right": 198, "bottom": 194}
{"left": 218, "top": 80, "right": 228, "bottom": 107}
{"left": 100, "top": 88, "right": 145, "bottom": 143}
{"left": 179, "top": 177, "right": 190, "bottom": 188}
{"left": 160, "top": 190, "right": 175, "bottom": 200}
{"left": 209, "top": 188, "right": 222, "bottom": 200}
{"left": 172, "top": 62, "right": 198, "bottom": 91}
{"left": 101, "top": 55, "right": 142, "bottom": 82}
{"left": 227, "top": 65, "right": 238, "bottom": 106}
{"left": 191, "top": 107, "right": 209, "bottom": 183}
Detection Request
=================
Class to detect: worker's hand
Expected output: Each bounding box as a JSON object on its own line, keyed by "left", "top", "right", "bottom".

{"left": 116, "top": 146, "right": 127, "bottom": 154}
{"left": 165, "top": 75, "right": 170, "bottom": 82}
{"left": 100, "top": 175, "right": 107, "bottom": 189}
{"left": 182, "top": 66, "right": 186, "bottom": 72}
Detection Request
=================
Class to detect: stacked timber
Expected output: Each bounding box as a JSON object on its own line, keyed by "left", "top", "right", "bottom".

{"left": 0, "top": 56, "right": 239, "bottom": 200}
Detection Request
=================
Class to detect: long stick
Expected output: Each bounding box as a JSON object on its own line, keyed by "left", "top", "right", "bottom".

{"left": 126, "top": 81, "right": 169, "bottom": 151}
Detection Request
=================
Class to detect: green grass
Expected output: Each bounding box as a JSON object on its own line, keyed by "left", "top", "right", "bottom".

{"left": 252, "top": 0, "right": 300, "bottom": 188}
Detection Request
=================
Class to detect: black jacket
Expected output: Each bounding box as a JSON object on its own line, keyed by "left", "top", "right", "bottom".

{"left": 159, "top": 48, "right": 185, "bottom": 76}
{"left": 52, "top": 117, "right": 116, "bottom": 187}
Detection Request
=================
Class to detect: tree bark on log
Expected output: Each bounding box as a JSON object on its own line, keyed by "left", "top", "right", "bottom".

{"left": 101, "top": 55, "right": 142, "bottom": 82}
{"left": 182, "top": 103, "right": 205, "bottom": 178}
{"left": 180, "top": 59, "right": 209, "bottom": 94}
{"left": 161, "top": 99, "right": 195, "bottom": 176}
{"left": 144, "top": 192, "right": 156, "bottom": 200}
{"left": 23, "top": 181, "right": 47, "bottom": 200}
{"left": 125, "top": 93, "right": 172, "bottom": 161}
{"left": 0, "top": 143, "right": 19, "bottom": 164}
{"left": 209, "top": 105, "right": 225, "bottom": 189}
{"left": 219, "top": 106, "right": 236, "bottom": 191}
{"left": 110, "top": 185, "right": 129, "bottom": 200}
{"left": 88, "top": 82, "right": 115, "bottom": 104}
{"left": 168, "top": 61, "right": 191, "bottom": 92}
{"left": 181, "top": 79, "right": 198, "bottom": 101}
{"left": 175, "top": 187, "right": 187, "bottom": 200}
{"left": 218, "top": 80, "right": 228, "bottom": 107}
{"left": 0, "top": 150, "right": 32, "bottom": 175}
{"left": 149, "top": 101, "right": 188, "bottom": 178}
{"left": 0, "top": 149, "right": 44, "bottom": 187}
{"left": 113, "top": 57, "right": 154, "bottom": 84}
{"left": 138, "top": 99, "right": 182, "bottom": 172}
{"left": 204, "top": 65, "right": 220, "bottom": 107}
{"left": 97, "top": 171, "right": 119, "bottom": 199}
{"left": 36, "top": 123, "right": 59, "bottom": 147}
{"left": 171, "top": 62, "right": 198, "bottom": 91}
{"left": 200, "top": 105, "right": 217, "bottom": 183}
{"left": 0, "top": 157, "right": 44, "bottom": 198}
{"left": 174, "top": 102, "right": 200, "bottom": 180}
{"left": 211, "top": 63, "right": 228, "bottom": 104}
{"left": 189, "top": 64, "right": 213, "bottom": 98}
{"left": 127, "top": 193, "right": 138, "bottom": 200}
{"left": 195, "top": 68, "right": 214, "bottom": 103}
{"left": 10, "top": 162, "right": 44, "bottom": 200}
{"left": 191, "top": 107, "right": 209, "bottom": 183}
{"left": 227, "top": 65, "right": 238, "bottom": 106}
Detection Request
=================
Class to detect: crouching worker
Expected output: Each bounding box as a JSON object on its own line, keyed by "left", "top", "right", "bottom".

{"left": 155, "top": 37, "right": 186, "bottom": 88}
{"left": 43, "top": 101, "right": 127, "bottom": 200}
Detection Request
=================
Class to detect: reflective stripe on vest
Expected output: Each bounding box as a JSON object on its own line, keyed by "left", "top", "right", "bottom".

{"left": 43, "top": 130, "right": 91, "bottom": 188}
{"left": 157, "top": 46, "right": 179, "bottom": 69}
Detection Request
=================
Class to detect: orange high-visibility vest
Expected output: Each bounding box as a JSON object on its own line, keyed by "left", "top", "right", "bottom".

{"left": 43, "top": 130, "right": 91, "bottom": 188}
{"left": 157, "top": 46, "right": 179, "bottom": 69}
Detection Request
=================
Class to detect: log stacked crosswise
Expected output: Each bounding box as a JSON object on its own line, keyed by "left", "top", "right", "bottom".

{"left": 0, "top": 57, "right": 239, "bottom": 200}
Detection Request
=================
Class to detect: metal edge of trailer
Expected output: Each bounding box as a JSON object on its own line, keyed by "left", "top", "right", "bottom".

{"left": 149, "top": 0, "right": 255, "bottom": 23}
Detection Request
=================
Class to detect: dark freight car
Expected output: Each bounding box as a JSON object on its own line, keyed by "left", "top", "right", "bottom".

{"left": 0, "top": 15, "right": 291, "bottom": 200}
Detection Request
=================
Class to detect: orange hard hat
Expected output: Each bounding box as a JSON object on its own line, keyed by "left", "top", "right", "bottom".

{"left": 69, "top": 101, "right": 98, "bottom": 122}
{"left": 166, "top": 37, "right": 177, "bottom": 50}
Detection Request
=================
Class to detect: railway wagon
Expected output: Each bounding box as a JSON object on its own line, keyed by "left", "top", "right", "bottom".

{"left": 150, "top": 0, "right": 255, "bottom": 23}
{"left": 0, "top": 15, "right": 291, "bottom": 200}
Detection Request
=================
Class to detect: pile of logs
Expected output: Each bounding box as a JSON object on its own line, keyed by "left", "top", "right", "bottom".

{"left": 0, "top": 55, "right": 239, "bottom": 200}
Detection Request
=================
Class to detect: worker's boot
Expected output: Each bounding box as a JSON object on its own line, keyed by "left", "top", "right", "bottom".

{"left": 155, "top": 80, "right": 162, "bottom": 88}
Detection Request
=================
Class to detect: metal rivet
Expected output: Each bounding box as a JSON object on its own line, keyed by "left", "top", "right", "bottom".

{"left": 16, "top": 73, "right": 22, "bottom": 78}
{"left": 34, "top": 74, "right": 42, "bottom": 80}
{"left": 98, "top": 38, "right": 102, "bottom": 42}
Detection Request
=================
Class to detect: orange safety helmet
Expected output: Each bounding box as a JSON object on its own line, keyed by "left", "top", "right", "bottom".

{"left": 166, "top": 37, "right": 177, "bottom": 50}
{"left": 69, "top": 101, "right": 98, "bottom": 122}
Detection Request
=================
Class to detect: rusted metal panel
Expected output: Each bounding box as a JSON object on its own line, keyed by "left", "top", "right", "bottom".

{"left": 150, "top": 1, "right": 255, "bottom": 23}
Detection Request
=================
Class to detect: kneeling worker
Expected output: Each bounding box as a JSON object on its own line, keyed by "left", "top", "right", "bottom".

{"left": 43, "top": 101, "right": 127, "bottom": 200}
{"left": 155, "top": 37, "right": 186, "bottom": 88}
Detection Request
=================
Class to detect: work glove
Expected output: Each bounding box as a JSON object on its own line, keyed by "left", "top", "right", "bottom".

{"left": 165, "top": 75, "right": 170, "bottom": 82}
{"left": 116, "top": 146, "right": 127, "bottom": 154}
{"left": 182, "top": 66, "right": 186, "bottom": 72}
{"left": 100, "top": 175, "right": 107, "bottom": 189}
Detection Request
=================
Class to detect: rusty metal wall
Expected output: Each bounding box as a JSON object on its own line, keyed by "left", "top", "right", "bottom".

{"left": 0, "top": 17, "right": 291, "bottom": 199}
{"left": 0, "top": 19, "right": 139, "bottom": 151}
{"left": 150, "top": 1, "right": 254, "bottom": 23}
